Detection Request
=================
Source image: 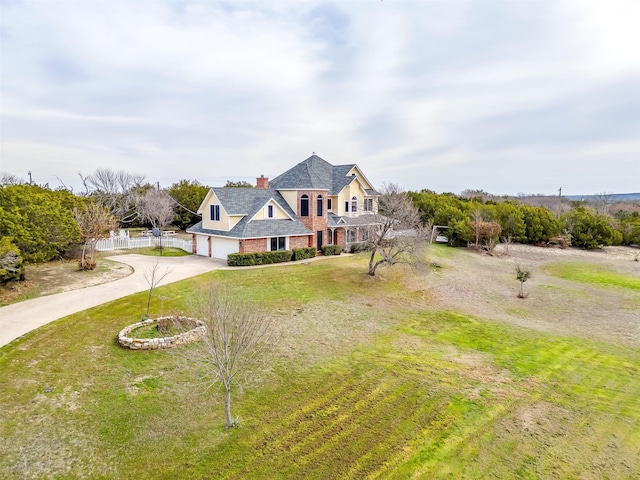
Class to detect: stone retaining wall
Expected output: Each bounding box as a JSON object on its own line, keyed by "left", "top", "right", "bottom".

{"left": 118, "top": 316, "right": 205, "bottom": 350}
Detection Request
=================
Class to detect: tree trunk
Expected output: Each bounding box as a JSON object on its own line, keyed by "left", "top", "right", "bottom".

{"left": 368, "top": 250, "right": 376, "bottom": 276}
{"left": 225, "top": 386, "right": 233, "bottom": 427}
{"left": 81, "top": 241, "right": 87, "bottom": 270}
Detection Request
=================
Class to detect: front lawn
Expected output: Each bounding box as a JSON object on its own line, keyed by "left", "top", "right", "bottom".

{"left": 1, "top": 251, "right": 639, "bottom": 479}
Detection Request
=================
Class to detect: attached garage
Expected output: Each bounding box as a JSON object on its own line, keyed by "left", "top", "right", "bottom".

{"left": 196, "top": 235, "right": 209, "bottom": 257}
{"left": 211, "top": 237, "right": 239, "bottom": 260}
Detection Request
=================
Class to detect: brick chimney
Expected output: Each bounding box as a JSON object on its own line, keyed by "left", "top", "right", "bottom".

{"left": 256, "top": 175, "right": 269, "bottom": 189}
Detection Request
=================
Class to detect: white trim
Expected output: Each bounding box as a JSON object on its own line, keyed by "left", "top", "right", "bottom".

{"left": 266, "top": 236, "right": 289, "bottom": 251}
{"left": 249, "top": 197, "right": 295, "bottom": 222}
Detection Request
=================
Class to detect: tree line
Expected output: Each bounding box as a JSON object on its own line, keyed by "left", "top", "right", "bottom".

{"left": 0, "top": 170, "right": 217, "bottom": 282}
{"left": 408, "top": 190, "right": 640, "bottom": 250}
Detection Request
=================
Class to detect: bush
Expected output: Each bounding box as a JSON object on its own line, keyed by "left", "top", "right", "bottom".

{"left": 227, "top": 250, "right": 293, "bottom": 266}
{"left": 321, "top": 245, "right": 342, "bottom": 256}
{"left": 292, "top": 247, "right": 316, "bottom": 261}
{"left": 350, "top": 243, "right": 372, "bottom": 254}
{"left": 0, "top": 237, "right": 24, "bottom": 283}
{"left": 77, "top": 258, "right": 97, "bottom": 271}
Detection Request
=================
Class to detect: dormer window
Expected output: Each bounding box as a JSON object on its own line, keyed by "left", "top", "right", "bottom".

{"left": 301, "top": 195, "right": 309, "bottom": 216}
{"left": 210, "top": 204, "right": 220, "bottom": 221}
{"left": 267, "top": 205, "right": 274, "bottom": 218}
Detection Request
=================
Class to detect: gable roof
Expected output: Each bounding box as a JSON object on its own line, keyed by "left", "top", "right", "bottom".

{"left": 189, "top": 187, "right": 312, "bottom": 239}
{"left": 270, "top": 154, "right": 369, "bottom": 195}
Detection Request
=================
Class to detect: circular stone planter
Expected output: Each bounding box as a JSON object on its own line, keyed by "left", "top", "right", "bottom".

{"left": 118, "top": 316, "right": 205, "bottom": 350}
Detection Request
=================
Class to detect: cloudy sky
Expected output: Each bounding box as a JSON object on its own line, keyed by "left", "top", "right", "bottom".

{"left": 1, "top": 0, "right": 639, "bottom": 195}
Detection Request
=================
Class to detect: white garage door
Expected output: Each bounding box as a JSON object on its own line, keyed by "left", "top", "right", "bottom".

{"left": 212, "top": 237, "right": 239, "bottom": 260}
{"left": 196, "top": 235, "right": 209, "bottom": 256}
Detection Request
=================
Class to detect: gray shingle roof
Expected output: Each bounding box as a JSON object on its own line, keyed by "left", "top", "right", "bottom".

{"left": 270, "top": 154, "right": 360, "bottom": 195}
{"left": 327, "top": 214, "right": 385, "bottom": 228}
{"left": 187, "top": 187, "right": 312, "bottom": 239}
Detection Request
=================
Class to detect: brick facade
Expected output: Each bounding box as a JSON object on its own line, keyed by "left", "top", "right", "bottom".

{"left": 239, "top": 238, "right": 266, "bottom": 254}
{"left": 297, "top": 190, "right": 328, "bottom": 250}
{"left": 334, "top": 228, "right": 346, "bottom": 250}
{"left": 239, "top": 235, "right": 312, "bottom": 254}
{"left": 290, "top": 235, "right": 312, "bottom": 249}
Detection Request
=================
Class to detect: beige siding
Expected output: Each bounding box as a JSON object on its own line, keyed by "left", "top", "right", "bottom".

{"left": 251, "top": 199, "right": 291, "bottom": 220}
{"left": 337, "top": 179, "right": 369, "bottom": 217}
{"left": 279, "top": 190, "right": 298, "bottom": 211}
{"left": 201, "top": 191, "right": 235, "bottom": 231}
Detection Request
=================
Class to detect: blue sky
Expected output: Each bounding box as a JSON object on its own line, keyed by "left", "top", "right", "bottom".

{"left": 1, "top": 0, "right": 639, "bottom": 195}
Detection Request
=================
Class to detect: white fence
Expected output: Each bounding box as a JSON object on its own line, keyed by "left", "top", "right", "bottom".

{"left": 95, "top": 236, "right": 193, "bottom": 253}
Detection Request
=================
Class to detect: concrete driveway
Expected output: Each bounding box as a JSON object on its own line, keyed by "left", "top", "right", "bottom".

{"left": 0, "top": 254, "right": 224, "bottom": 348}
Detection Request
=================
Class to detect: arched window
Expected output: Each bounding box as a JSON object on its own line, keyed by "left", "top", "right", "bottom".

{"left": 300, "top": 194, "right": 309, "bottom": 216}
{"left": 351, "top": 196, "right": 358, "bottom": 213}
{"left": 317, "top": 195, "right": 323, "bottom": 216}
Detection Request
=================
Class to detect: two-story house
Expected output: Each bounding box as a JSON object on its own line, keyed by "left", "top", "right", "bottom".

{"left": 187, "top": 154, "right": 380, "bottom": 259}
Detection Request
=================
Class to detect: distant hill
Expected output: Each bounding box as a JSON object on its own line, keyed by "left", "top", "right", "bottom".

{"left": 564, "top": 193, "right": 640, "bottom": 202}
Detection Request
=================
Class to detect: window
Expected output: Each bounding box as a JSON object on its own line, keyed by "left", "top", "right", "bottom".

{"left": 364, "top": 198, "right": 373, "bottom": 211}
{"left": 267, "top": 205, "right": 274, "bottom": 218}
{"left": 347, "top": 229, "right": 356, "bottom": 243}
{"left": 269, "top": 237, "right": 286, "bottom": 251}
{"left": 362, "top": 229, "right": 369, "bottom": 241}
{"left": 317, "top": 195, "right": 323, "bottom": 216}
{"left": 351, "top": 196, "right": 358, "bottom": 213}
{"left": 345, "top": 201, "right": 349, "bottom": 213}
{"left": 327, "top": 229, "right": 333, "bottom": 245}
{"left": 327, "top": 198, "right": 332, "bottom": 211}
{"left": 301, "top": 195, "right": 309, "bottom": 216}
{"left": 210, "top": 204, "right": 220, "bottom": 221}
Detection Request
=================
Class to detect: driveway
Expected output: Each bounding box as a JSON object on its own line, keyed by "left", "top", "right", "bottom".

{"left": 0, "top": 254, "right": 224, "bottom": 348}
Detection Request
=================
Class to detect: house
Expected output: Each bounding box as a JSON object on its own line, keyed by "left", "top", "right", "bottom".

{"left": 187, "top": 154, "right": 380, "bottom": 259}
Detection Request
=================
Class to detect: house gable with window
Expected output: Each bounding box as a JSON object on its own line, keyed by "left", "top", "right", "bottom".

{"left": 188, "top": 154, "right": 380, "bottom": 260}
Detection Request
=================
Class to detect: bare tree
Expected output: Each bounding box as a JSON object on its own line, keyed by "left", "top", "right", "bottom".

{"left": 1, "top": 172, "right": 23, "bottom": 186}
{"left": 73, "top": 204, "right": 117, "bottom": 270}
{"left": 78, "top": 168, "right": 146, "bottom": 225}
{"left": 592, "top": 192, "right": 614, "bottom": 216}
{"left": 144, "top": 259, "right": 172, "bottom": 317}
{"left": 481, "top": 222, "right": 502, "bottom": 254}
{"left": 136, "top": 189, "right": 175, "bottom": 254}
{"left": 470, "top": 209, "right": 484, "bottom": 249}
{"left": 365, "top": 183, "right": 430, "bottom": 277}
{"left": 181, "top": 284, "right": 275, "bottom": 428}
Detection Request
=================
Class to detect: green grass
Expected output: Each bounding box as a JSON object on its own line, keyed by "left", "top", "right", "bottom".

{"left": 1, "top": 253, "right": 639, "bottom": 478}
{"left": 546, "top": 261, "right": 640, "bottom": 291}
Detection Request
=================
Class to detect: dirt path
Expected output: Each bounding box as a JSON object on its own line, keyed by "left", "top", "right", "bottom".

{"left": 423, "top": 245, "right": 640, "bottom": 348}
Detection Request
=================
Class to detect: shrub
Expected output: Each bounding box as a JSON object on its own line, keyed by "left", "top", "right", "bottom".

{"left": 292, "top": 247, "right": 316, "bottom": 261}
{"left": 227, "top": 250, "right": 293, "bottom": 266}
{"left": 350, "top": 243, "right": 372, "bottom": 253}
{"left": 321, "top": 244, "right": 342, "bottom": 256}
{"left": 77, "top": 258, "right": 97, "bottom": 271}
{"left": 0, "top": 237, "right": 24, "bottom": 283}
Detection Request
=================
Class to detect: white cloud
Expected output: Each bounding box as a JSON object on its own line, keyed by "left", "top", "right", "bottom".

{"left": 1, "top": 1, "right": 638, "bottom": 195}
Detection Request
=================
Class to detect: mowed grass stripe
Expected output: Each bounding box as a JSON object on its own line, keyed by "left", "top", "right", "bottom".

{"left": 228, "top": 374, "right": 408, "bottom": 477}
{"left": 545, "top": 261, "right": 640, "bottom": 291}
{"left": 284, "top": 377, "right": 424, "bottom": 477}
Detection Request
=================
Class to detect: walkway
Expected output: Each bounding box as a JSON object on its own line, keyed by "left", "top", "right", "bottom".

{"left": 0, "top": 254, "right": 224, "bottom": 348}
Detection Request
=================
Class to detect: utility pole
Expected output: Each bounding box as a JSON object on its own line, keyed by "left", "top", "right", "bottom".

{"left": 557, "top": 187, "right": 562, "bottom": 216}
